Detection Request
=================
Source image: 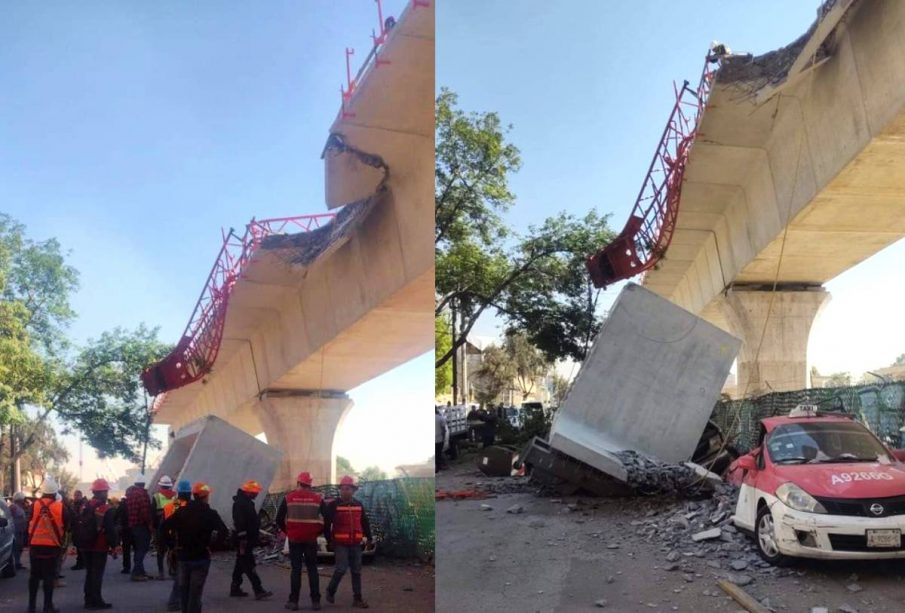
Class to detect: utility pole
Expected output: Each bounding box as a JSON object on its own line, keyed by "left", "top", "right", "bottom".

{"left": 141, "top": 390, "right": 150, "bottom": 475}
{"left": 451, "top": 301, "right": 458, "bottom": 405}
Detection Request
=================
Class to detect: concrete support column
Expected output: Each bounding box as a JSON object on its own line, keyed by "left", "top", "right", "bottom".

{"left": 717, "top": 288, "right": 830, "bottom": 397}
{"left": 254, "top": 393, "right": 353, "bottom": 491}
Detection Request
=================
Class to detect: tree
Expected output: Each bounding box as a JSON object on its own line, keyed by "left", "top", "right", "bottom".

{"left": 358, "top": 466, "right": 387, "bottom": 482}
{"left": 825, "top": 372, "right": 852, "bottom": 387}
{"left": 549, "top": 372, "right": 572, "bottom": 407}
{"left": 472, "top": 345, "right": 515, "bottom": 406}
{"left": 435, "top": 313, "right": 452, "bottom": 396}
{"left": 893, "top": 354, "right": 905, "bottom": 367}
{"left": 503, "top": 331, "right": 547, "bottom": 397}
{"left": 435, "top": 90, "right": 614, "bottom": 372}
{"left": 336, "top": 456, "right": 357, "bottom": 479}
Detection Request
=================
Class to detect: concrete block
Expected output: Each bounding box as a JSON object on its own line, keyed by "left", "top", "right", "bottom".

{"left": 151, "top": 415, "right": 283, "bottom": 521}
{"left": 548, "top": 283, "right": 741, "bottom": 478}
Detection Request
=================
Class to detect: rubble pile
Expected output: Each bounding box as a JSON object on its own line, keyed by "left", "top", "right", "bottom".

{"left": 614, "top": 450, "right": 710, "bottom": 496}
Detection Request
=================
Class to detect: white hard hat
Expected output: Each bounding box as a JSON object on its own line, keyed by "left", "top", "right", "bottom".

{"left": 43, "top": 477, "right": 60, "bottom": 495}
{"left": 135, "top": 473, "right": 147, "bottom": 485}
{"left": 158, "top": 475, "right": 173, "bottom": 488}
{"left": 13, "top": 492, "right": 25, "bottom": 501}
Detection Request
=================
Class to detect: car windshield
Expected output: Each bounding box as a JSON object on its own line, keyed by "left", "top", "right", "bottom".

{"left": 767, "top": 421, "right": 891, "bottom": 465}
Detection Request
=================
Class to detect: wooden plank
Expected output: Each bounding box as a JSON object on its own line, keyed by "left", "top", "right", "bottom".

{"left": 717, "top": 579, "right": 771, "bottom": 613}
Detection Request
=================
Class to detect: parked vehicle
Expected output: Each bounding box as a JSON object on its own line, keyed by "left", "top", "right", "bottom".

{"left": 0, "top": 498, "right": 16, "bottom": 578}
{"left": 439, "top": 405, "right": 470, "bottom": 459}
{"left": 729, "top": 405, "right": 905, "bottom": 564}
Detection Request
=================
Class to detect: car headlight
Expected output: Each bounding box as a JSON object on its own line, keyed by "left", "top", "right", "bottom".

{"left": 775, "top": 482, "right": 827, "bottom": 514}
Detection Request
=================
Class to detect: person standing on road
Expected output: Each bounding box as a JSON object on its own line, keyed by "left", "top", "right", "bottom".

{"left": 114, "top": 496, "right": 132, "bottom": 575}
{"left": 324, "top": 475, "right": 372, "bottom": 609}
{"left": 125, "top": 473, "right": 153, "bottom": 581}
{"left": 11, "top": 492, "right": 28, "bottom": 570}
{"left": 152, "top": 475, "right": 177, "bottom": 580}
{"left": 161, "top": 482, "right": 230, "bottom": 613}
{"left": 27, "top": 477, "right": 72, "bottom": 613}
{"left": 275, "top": 471, "right": 327, "bottom": 611}
{"left": 230, "top": 480, "right": 272, "bottom": 600}
{"left": 70, "top": 490, "right": 87, "bottom": 571}
{"left": 81, "top": 479, "right": 119, "bottom": 610}
{"left": 435, "top": 408, "right": 448, "bottom": 472}
{"left": 162, "top": 480, "right": 193, "bottom": 612}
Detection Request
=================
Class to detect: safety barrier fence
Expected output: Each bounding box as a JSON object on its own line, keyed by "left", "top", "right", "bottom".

{"left": 711, "top": 381, "right": 905, "bottom": 453}
{"left": 261, "top": 477, "right": 435, "bottom": 561}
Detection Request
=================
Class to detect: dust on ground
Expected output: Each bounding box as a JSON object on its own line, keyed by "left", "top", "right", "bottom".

{"left": 436, "top": 454, "right": 905, "bottom": 613}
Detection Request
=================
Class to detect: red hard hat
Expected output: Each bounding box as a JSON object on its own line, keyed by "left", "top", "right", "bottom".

{"left": 91, "top": 478, "right": 110, "bottom": 492}
{"left": 240, "top": 480, "right": 263, "bottom": 494}
{"left": 296, "top": 472, "right": 313, "bottom": 486}
{"left": 192, "top": 482, "right": 212, "bottom": 497}
{"left": 339, "top": 475, "right": 357, "bottom": 488}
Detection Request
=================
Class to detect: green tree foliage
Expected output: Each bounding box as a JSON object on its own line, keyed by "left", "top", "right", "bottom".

{"left": 435, "top": 90, "right": 613, "bottom": 369}
{"left": 435, "top": 313, "right": 452, "bottom": 396}
{"left": 893, "top": 354, "right": 905, "bottom": 367}
{"left": 473, "top": 345, "right": 515, "bottom": 406}
{"left": 0, "top": 214, "right": 171, "bottom": 468}
{"left": 358, "top": 465, "right": 388, "bottom": 482}
{"left": 503, "top": 331, "right": 547, "bottom": 397}
{"left": 549, "top": 372, "right": 572, "bottom": 407}
{"left": 336, "top": 455, "right": 357, "bottom": 479}
{"left": 825, "top": 372, "right": 852, "bottom": 387}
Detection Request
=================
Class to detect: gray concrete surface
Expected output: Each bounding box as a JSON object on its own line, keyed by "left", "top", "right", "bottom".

{"left": 549, "top": 284, "right": 740, "bottom": 477}
{"left": 151, "top": 415, "right": 282, "bottom": 518}
{"left": 0, "top": 550, "right": 433, "bottom": 612}
{"left": 437, "top": 456, "right": 905, "bottom": 613}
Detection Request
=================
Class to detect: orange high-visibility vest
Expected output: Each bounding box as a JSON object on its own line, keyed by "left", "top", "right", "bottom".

{"left": 29, "top": 498, "right": 64, "bottom": 547}
{"left": 162, "top": 498, "right": 188, "bottom": 520}
{"left": 285, "top": 489, "right": 323, "bottom": 543}
{"left": 331, "top": 502, "right": 364, "bottom": 546}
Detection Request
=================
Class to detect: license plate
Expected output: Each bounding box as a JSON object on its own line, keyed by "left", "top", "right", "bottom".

{"left": 866, "top": 529, "right": 901, "bottom": 548}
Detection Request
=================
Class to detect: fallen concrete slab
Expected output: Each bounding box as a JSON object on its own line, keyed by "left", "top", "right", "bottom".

{"left": 151, "top": 415, "right": 282, "bottom": 520}
{"left": 548, "top": 283, "right": 741, "bottom": 481}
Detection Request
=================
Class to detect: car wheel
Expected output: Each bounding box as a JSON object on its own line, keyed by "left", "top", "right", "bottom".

{"left": 754, "top": 504, "right": 789, "bottom": 566}
{"left": 0, "top": 557, "right": 15, "bottom": 579}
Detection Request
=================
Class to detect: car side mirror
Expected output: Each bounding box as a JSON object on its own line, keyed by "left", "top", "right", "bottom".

{"left": 737, "top": 455, "right": 757, "bottom": 472}
{"left": 0, "top": 517, "right": 7, "bottom": 528}
{"left": 891, "top": 449, "right": 905, "bottom": 463}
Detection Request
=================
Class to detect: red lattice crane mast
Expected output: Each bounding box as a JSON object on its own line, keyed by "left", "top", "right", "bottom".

{"left": 141, "top": 214, "right": 335, "bottom": 397}
{"left": 586, "top": 50, "right": 724, "bottom": 288}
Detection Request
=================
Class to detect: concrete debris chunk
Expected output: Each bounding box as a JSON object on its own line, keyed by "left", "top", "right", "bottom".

{"left": 837, "top": 605, "right": 858, "bottom": 613}
{"left": 506, "top": 504, "right": 524, "bottom": 514}
{"left": 692, "top": 528, "right": 722, "bottom": 542}
{"left": 729, "top": 560, "right": 749, "bottom": 571}
{"left": 479, "top": 504, "right": 493, "bottom": 511}
{"left": 594, "top": 599, "right": 608, "bottom": 608}
{"left": 811, "top": 608, "right": 829, "bottom": 613}
{"left": 844, "top": 583, "right": 862, "bottom": 593}
{"left": 727, "top": 573, "right": 753, "bottom": 587}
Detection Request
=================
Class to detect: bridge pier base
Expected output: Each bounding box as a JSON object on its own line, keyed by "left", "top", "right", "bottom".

{"left": 255, "top": 393, "right": 354, "bottom": 491}
{"left": 717, "top": 287, "right": 830, "bottom": 397}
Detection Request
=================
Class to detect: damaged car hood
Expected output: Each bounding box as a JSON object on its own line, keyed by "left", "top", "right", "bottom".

{"left": 776, "top": 461, "right": 905, "bottom": 499}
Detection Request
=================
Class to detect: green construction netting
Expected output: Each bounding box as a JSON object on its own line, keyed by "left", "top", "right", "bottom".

{"left": 261, "top": 477, "right": 435, "bottom": 561}
{"left": 711, "top": 382, "right": 905, "bottom": 453}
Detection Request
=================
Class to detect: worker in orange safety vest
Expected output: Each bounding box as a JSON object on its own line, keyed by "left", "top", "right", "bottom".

{"left": 324, "top": 476, "right": 372, "bottom": 609}
{"left": 27, "top": 476, "right": 73, "bottom": 613}
{"left": 275, "top": 471, "right": 327, "bottom": 611}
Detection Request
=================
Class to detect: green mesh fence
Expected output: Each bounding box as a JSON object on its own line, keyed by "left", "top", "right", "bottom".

{"left": 712, "top": 382, "right": 905, "bottom": 453}
{"left": 261, "top": 477, "right": 435, "bottom": 561}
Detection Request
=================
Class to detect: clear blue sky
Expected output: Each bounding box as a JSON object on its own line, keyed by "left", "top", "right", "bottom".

{"left": 438, "top": 0, "right": 905, "bottom": 376}
{"left": 0, "top": 0, "right": 431, "bottom": 482}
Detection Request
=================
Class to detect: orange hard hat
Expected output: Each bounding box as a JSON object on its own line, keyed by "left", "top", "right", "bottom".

{"left": 240, "top": 480, "right": 263, "bottom": 494}
{"left": 192, "top": 482, "right": 212, "bottom": 497}
{"left": 296, "top": 472, "right": 313, "bottom": 486}
{"left": 339, "top": 475, "right": 357, "bottom": 489}
{"left": 91, "top": 478, "right": 110, "bottom": 492}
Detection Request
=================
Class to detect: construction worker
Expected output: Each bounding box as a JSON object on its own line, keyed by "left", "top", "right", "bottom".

{"left": 161, "top": 482, "right": 230, "bottom": 613}
{"left": 27, "top": 477, "right": 72, "bottom": 613}
{"left": 81, "top": 479, "right": 119, "bottom": 610}
{"left": 324, "top": 476, "right": 372, "bottom": 609}
{"left": 125, "top": 473, "right": 153, "bottom": 581}
{"left": 153, "top": 475, "right": 177, "bottom": 580}
{"left": 230, "top": 480, "right": 272, "bottom": 600}
{"left": 114, "top": 494, "right": 132, "bottom": 574}
{"left": 163, "top": 480, "right": 192, "bottom": 612}
{"left": 70, "top": 489, "right": 86, "bottom": 570}
{"left": 276, "top": 471, "right": 327, "bottom": 611}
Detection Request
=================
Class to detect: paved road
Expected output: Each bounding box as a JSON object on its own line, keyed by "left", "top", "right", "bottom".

{"left": 0, "top": 551, "right": 433, "bottom": 612}
{"left": 436, "top": 456, "right": 905, "bottom": 613}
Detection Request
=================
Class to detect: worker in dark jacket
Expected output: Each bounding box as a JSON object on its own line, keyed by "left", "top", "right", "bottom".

{"left": 275, "top": 471, "right": 327, "bottom": 611}
{"left": 70, "top": 489, "right": 87, "bottom": 571}
{"left": 324, "top": 476, "right": 372, "bottom": 609}
{"left": 162, "top": 482, "right": 229, "bottom": 613}
{"left": 230, "top": 480, "right": 272, "bottom": 600}
{"left": 162, "top": 480, "right": 193, "bottom": 612}
{"left": 114, "top": 496, "right": 132, "bottom": 575}
{"left": 82, "top": 479, "right": 119, "bottom": 610}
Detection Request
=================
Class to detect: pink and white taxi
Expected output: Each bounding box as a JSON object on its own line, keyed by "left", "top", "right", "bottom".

{"left": 728, "top": 406, "right": 905, "bottom": 565}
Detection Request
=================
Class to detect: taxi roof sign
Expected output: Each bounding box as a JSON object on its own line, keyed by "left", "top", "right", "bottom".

{"left": 789, "top": 404, "right": 819, "bottom": 418}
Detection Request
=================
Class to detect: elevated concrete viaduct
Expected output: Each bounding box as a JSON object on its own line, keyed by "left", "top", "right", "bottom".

{"left": 151, "top": 1, "right": 434, "bottom": 490}
{"left": 641, "top": 0, "right": 905, "bottom": 395}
